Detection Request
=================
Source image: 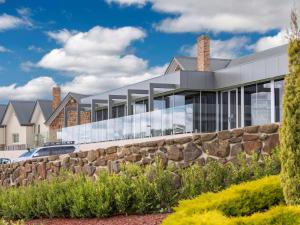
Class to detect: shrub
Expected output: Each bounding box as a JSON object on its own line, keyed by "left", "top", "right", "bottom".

{"left": 0, "top": 151, "right": 281, "bottom": 220}
{"left": 280, "top": 9, "right": 300, "bottom": 205}
{"left": 162, "top": 206, "right": 300, "bottom": 225}
{"left": 162, "top": 176, "right": 284, "bottom": 225}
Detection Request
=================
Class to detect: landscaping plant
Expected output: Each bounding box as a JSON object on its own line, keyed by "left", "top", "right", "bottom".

{"left": 280, "top": 7, "right": 300, "bottom": 205}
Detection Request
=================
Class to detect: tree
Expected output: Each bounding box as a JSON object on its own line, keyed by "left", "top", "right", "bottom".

{"left": 280, "top": 6, "right": 300, "bottom": 205}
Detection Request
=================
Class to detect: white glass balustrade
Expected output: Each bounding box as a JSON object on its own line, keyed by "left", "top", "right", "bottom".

{"left": 61, "top": 104, "right": 194, "bottom": 144}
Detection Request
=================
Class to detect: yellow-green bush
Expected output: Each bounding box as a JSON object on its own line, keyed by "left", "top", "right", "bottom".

{"left": 163, "top": 176, "right": 285, "bottom": 225}
{"left": 163, "top": 206, "right": 300, "bottom": 225}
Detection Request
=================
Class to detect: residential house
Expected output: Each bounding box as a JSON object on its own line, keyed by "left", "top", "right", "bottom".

{"left": 0, "top": 105, "right": 7, "bottom": 150}
{"left": 57, "top": 36, "right": 287, "bottom": 144}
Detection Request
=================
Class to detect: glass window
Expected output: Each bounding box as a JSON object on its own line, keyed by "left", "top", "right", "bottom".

{"left": 255, "top": 82, "right": 271, "bottom": 125}
{"left": 221, "top": 92, "right": 228, "bottom": 130}
{"left": 35, "top": 148, "right": 51, "bottom": 157}
{"left": 244, "top": 84, "right": 256, "bottom": 126}
{"left": 12, "top": 133, "right": 19, "bottom": 143}
{"left": 201, "top": 92, "right": 216, "bottom": 132}
{"left": 153, "top": 97, "right": 165, "bottom": 110}
{"left": 51, "top": 146, "right": 75, "bottom": 155}
{"left": 238, "top": 88, "right": 241, "bottom": 127}
{"left": 229, "top": 90, "right": 237, "bottom": 129}
{"left": 275, "top": 79, "right": 284, "bottom": 122}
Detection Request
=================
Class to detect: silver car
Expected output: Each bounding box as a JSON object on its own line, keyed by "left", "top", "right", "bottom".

{"left": 13, "top": 143, "right": 80, "bottom": 163}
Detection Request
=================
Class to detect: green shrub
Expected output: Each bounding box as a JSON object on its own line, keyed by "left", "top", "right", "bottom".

{"left": 280, "top": 20, "right": 300, "bottom": 204}
{"left": 0, "top": 151, "right": 281, "bottom": 220}
{"left": 163, "top": 176, "right": 284, "bottom": 225}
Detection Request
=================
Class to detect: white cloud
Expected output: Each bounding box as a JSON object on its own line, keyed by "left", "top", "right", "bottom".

{"left": 20, "top": 61, "right": 35, "bottom": 72}
{"left": 181, "top": 37, "right": 250, "bottom": 59}
{"left": 28, "top": 45, "right": 44, "bottom": 53}
{"left": 0, "top": 45, "right": 10, "bottom": 52}
{"left": 35, "top": 25, "right": 167, "bottom": 95}
{"left": 106, "top": 0, "right": 147, "bottom": 6}
{"left": 251, "top": 30, "right": 288, "bottom": 52}
{"left": 0, "top": 0, "right": 5, "bottom": 4}
{"left": 0, "top": 77, "right": 57, "bottom": 101}
{"left": 107, "top": 0, "right": 297, "bottom": 33}
{"left": 0, "top": 8, "right": 32, "bottom": 31}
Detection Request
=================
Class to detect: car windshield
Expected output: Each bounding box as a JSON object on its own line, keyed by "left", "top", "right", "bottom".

{"left": 19, "top": 150, "right": 35, "bottom": 158}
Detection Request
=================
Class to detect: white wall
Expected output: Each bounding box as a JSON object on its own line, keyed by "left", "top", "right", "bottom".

{"left": 5, "top": 111, "right": 32, "bottom": 147}
{"left": 33, "top": 109, "right": 49, "bottom": 137}
{"left": 0, "top": 127, "right": 4, "bottom": 145}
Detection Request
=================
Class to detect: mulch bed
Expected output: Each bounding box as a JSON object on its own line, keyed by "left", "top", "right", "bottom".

{"left": 26, "top": 214, "right": 168, "bottom": 225}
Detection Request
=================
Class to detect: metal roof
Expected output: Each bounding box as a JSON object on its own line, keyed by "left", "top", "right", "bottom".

{"left": 174, "top": 57, "right": 231, "bottom": 72}
{"left": 10, "top": 101, "right": 36, "bottom": 125}
{"left": 0, "top": 104, "right": 7, "bottom": 124}
{"left": 36, "top": 100, "right": 52, "bottom": 120}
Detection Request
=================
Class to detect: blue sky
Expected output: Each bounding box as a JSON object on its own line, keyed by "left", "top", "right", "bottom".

{"left": 0, "top": 0, "right": 295, "bottom": 102}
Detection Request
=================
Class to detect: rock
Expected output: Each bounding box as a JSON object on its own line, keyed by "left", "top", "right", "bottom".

{"left": 96, "top": 148, "right": 106, "bottom": 157}
{"left": 244, "top": 125, "right": 259, "bottom": 133}
{"left": 139, "top": 141, "right": 158, "bottom": 148}
{"left": 74, "top": 165, "right": 82, "bottom": 174}
{"left": 12, "top": 167, "right": 21, "bottom": 181}
{"left": 61, "top": 156, "right": 70, "bottom": 168}
{"left": 183, "top": 143, "right": 202, "bottom": 162}
{"left": 141, "top": 157, "right": 152, "bottom": 165}
{"left": 125, "top": 154, "right": 142, "bottom": 162}
{"left": 168, "top": 146, "right": 183, "bottom": 161}
{"left": 218, "top": 130, "right": 232, "bottom": 140}
{"left": 87, "top": 150, "right": 97, "bottom": 162}
{"left": 174, "top": 137, "right": 192, "bottom": 145}
{"left": 263, "top": 134, "right": 279, "bottom": 154}
{"left": 147, "top": 148, "right": 157, "bottom": 153}
{"left": 37, "top": 162, "right": 46, "bottom": 179}
{"left": 130, "top": 146, "right": 140, "bottom": 154}
{"left": 229, "top": 136, "right": 242, "bottom": 143}
{"left": 25, "top": 164, "right": 32, "bottom": 173}
{"left": 106, "top": 146, "right": 117, "bottom": 154}
{"left": 259, "top": 124, "right": 279, "bottom": 134}
{"left": 218, "top": 140, "right": 230, "bottom": 158}
{"left": 192, "top": 134, "right": 202, "bottom": 141}
{"left": 232, "top": 128, "right": 244, "bottom": 137}
{"left": 243, "top": 134, "right": 259, "bottom": 141}
{"left": 69, "top": 152, "right": 77, "bottom": 158}
{"left": 106, "top": 153, "right": 118, "bottom": 161}
{"left": 259, "top": 133, "right": 268, "bottom": 141}
{"left": 203, "top": 140, "right": 219, "bottom": 156}
{"left": 231, "top": 143, "right": 243, "bottom": 157}
{"left": 243, "top": 141, "right": 262, "bottom": 155}
{"left": 197, "top": 157, "right": 206, "bottom": 166}
{"left": 77, "top": 151, "right": 87, "bottom": 158}
{"left": 171, "top": 172, "right": 181, "bottom": 189}
{"left": 94, "top": 158, "right": 107, "bottom": 167}
{"left": 165, "top": 139, "right": 174, "bottom": 145}
{"left": 201, "top": 133, "right": 217, "bottom": 142}
{"left": 155, "top": 151, "right": 168, "bottom": 166}
{"left": 83, "top": 165, "right": 96, "bottom": 176}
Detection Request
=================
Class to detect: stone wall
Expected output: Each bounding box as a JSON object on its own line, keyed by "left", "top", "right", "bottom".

{"left": 0, "top": 123, "right": 280, "bottom": 187}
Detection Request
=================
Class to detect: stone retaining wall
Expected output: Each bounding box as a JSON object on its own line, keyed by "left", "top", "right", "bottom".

{"left": 0, "top": 123, "right": 280, "bottom": 187}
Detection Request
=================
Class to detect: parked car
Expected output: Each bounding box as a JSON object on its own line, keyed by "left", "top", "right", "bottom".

{"left": 0, "top": 158, "right": 11, "bottom": 164}
{"left": 12, "top": 142, "right": 80, "bottom": 163}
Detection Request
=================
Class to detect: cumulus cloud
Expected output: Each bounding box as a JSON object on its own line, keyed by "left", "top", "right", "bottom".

{"left": 181, "top": 36, "right": 250, "bottom": 59}
{"left": 0, "top": 77, "right": 57, "bottom": 101}
{"left": 35, "top": 25, "right": 167, "bottom": 95}
{"left": 251, "top": 30, "right": 288, "bottom": 52}
{"left": 107, "top": 0, "right": 296, "bottom": 33}
{"left": 0, "top": 0, "right": 5, "bottom": 4}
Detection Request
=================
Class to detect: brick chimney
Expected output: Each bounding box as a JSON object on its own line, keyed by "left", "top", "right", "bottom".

{"left": 52, "top": 87, "right": 61, "bottom": 111}
{"left": 197, "top": 35, "right": 210, "bottom": 71}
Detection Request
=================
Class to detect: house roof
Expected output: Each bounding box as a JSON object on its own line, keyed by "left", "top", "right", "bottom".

{"left": 35, "top": 100, "right": 53, "bottom": 121}
{"left": 8, "top": 101, "right": 36, "bottom": 125}
{"left": 0, "top": 104, "right": 7, "bottom": 124}
{"left": 45, "top": 92, "right": 90, "bottom": 126}
{"left": 165, "top": 57, "right": 231, "bottom": 74}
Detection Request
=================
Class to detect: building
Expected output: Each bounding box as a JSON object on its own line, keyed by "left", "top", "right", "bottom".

{"left": 57, "top": 36, "right": 287, "bottom": 144}
{"left": 0, "top": 105, "right": 7, "bottom": 150}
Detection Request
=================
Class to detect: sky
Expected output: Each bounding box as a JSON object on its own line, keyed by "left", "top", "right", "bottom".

{"left": 0, "top": 0, "right": 296, "bottom": 103}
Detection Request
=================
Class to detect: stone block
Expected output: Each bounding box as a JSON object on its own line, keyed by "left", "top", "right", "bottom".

{"left": 87, "top": 150, "right": 97, "bottom": 162}
{"left": 244, "top": 125, "right": 259, "bottom": 133}
{"left": 106, "top": 146, "right": 117, "bottom": 154}
{"left": 218, "top": 130, "right": 232, "bottom": 140}
{"left": 263, "top": 133, "right": 279, "bottom": 154}
{"left": 167, "top": 145, "right": 183, "bottom": 161}
{"left": 183, "top": 143, "right": 202, "bottom": 162}
{"left": 230, "top": 143, "right": 243, "bottom": 157}
{"left": 243, "top": 134, "right": 259, "bottom": 141}
{"left": 259, "top": 124, "right": 279, "bottom": 134}
{"left": 243, "top": 141, "right": 262, "bottom": 155}
{"left": 201, "top": 133, "right": 217, "bottom": 142}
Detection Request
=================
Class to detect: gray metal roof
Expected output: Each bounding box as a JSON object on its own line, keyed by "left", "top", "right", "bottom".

{"left": 0, "top": 104, "right": 7, "bottom": 124}
{"left": 37, "top": 100, "right": 52, "bottom": 120}
{"left": 69, "top": 92, "right": 90, "bottom": 102}
{"left": 10, "top": 101, "right": 36, "bottom": 125}
{"left": 174, "top": 57, "right": 231, "bottom": 72}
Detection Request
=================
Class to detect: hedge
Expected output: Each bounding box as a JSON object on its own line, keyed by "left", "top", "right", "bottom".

{"left": 0, "top": 152, "right": 280, "bottom": 220}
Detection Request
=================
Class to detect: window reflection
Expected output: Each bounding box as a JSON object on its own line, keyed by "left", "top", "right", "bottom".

{"left": 275, "top": 79, "right": 284, "bottom": 122}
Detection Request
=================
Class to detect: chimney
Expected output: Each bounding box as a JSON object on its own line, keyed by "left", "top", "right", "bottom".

{"left": 197, "top": 35, "right": 210, "bottom": 71}
{"left": 52, "top": 87, "right": 61, "bottom": 111}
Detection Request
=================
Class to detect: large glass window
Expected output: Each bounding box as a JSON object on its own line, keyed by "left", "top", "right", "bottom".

{"left": 112, "top": 105, "right": 126, "bottom": 118}
{"left": 201, "top": 92, "right": 216, "bottom": 132}
{"left": 244, "top": 84, "right": 256, "bottom": 126}
{"left": 96, "top": 108, "right": 108, "bottom": 121}
{"left": 244, "top": 82, "right": 271, "bottom": 126}
{"left": 275, "top": 79, "right": 284, "bottom": 122}
{"left": 221, "top": 92, "right": 228, "bottom": 130}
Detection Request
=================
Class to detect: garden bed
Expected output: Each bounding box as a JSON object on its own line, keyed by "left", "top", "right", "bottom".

{"left": 26, "top": 214, "right": 168, "bottom": 225}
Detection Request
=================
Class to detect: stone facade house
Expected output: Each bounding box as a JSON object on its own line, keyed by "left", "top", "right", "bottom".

{"left": 45, "top": 89, "right": 91, "bottom": 141}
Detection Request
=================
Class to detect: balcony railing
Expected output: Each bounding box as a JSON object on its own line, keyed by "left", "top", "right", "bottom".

{"left": 62, "top": 104, "right": 194, "bottom": 144}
